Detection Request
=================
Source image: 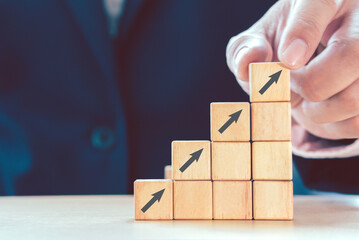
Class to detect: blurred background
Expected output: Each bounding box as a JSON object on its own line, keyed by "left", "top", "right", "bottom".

{"left": 0, "top": 0, "right": 310, "bottom": 195}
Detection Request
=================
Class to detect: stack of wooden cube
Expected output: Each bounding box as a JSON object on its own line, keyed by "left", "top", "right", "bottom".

{"left": 249, "top": 62, "right": 293, "bottom": 220}
{"left": 134, "top": 62, "right": 293, "bottom": 220}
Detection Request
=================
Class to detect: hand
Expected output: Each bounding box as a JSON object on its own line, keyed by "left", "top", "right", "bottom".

{"left": 226, "top": 0, "right": 359, "bottom": 140}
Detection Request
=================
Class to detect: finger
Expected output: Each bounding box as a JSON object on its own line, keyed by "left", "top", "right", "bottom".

{"left": 291, "top": 91, "right": 303, "bottom": 109}
{"left": 226, "top": 35, "right": 272, "bottom": 82}
{"left": 226, "top": 1, "right": 287, "bottom": 81}
{"left": 292, "top": 107, "right": 359, "bottom": 140}
{"left": 291, "top": 38, "right": 359, "bottom": 102}
{"left": 278, "top": 0, "right": 342, "bottom": 69}
{"left": 322, "top": 116, "right": 359, "bottom": 139}
{"left": 302, "top": 79, "right": 359, "bottom": 123}
{"left": 237, "top": 80, "right": 250, "bottom": 95}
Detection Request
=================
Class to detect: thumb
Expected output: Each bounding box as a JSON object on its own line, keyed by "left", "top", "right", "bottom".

{"left": 278, "top": 0, "right": 341, "bottom": 69}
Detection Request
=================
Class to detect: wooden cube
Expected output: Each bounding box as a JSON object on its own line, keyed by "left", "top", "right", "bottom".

{"left": 251, "top": 102, "right": 291, "bottom": 141}
{"left": 252, "top": 142, "right": 292, "bottom": 180}
{"left": 213, "top": 181, "right": 252, "bottom": 219}
{"left": 249, "top": 62, "right": 290, "bottom": 102}
{"left": 253, "top": 181, "right": 293, "bottom": 220}
{"left": 210, "top": 102, "right": 250, "bottom": 141}
{"left": 173, "top": 181, "right": 212, "bottom": 219}
{"left": 212, "top": 142, "right": 251, "bottom": 180}
{"left": 164, "top": 165, "right": 172, "bottom": 179}
{"left": 134, "top": 180, "right": 173, "bottom": 220}
{"left": 172, "top": 141, "right": 211, "bottom": 180}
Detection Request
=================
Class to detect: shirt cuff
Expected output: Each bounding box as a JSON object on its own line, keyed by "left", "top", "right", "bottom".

{"left": 292, "top": 118, "right": 359, "bottom": 159}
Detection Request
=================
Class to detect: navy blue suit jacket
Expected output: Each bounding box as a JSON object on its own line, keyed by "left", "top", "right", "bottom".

{"left": 0, "top": 0, "right": 357, "bottom": 195}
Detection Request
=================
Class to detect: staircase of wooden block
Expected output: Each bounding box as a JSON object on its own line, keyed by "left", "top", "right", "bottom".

{"left": 134, "top": 62, "right": 293, "bottom": 221}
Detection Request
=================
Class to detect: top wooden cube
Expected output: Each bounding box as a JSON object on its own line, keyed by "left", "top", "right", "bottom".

{"left": 249, "top": 62, "right": 290, "bottom": 102}
{"left": 210, "top": 102, "right": 250, "bottom": 141}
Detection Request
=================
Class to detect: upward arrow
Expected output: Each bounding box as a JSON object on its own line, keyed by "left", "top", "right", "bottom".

{"left": 218, "top": 110, "right": 242, "bottom": 134}
{"left": 179, "top": 149, "right": 204, "bottom": 173}
{"left": 259, "top": 70, "right": 282, "bottom": 95}
{"left": 141, "top": 188, "right": 165, "bottom": 213}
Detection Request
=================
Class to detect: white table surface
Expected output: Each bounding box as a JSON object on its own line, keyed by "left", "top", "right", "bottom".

{"left": 0, "top": 195, "right": 359, "bottom": 240}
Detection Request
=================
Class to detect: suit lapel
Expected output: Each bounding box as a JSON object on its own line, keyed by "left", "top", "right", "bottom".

{"left": 60, "top": 0, "right": 145, "bottom": 79}
{"left": 60, "top": 0, "right": 115, "bottom": 81}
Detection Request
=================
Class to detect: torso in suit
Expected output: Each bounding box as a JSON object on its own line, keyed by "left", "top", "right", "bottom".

{"left": 0, "top": 0, "right": 356, "bottom": 195}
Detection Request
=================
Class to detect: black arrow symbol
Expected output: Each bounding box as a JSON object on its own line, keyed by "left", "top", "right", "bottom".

{"left": 218, "top": 110, "right": 242, "bottom": 134}
{"left": 179, "top": 149, "right": 204, "bottom": 173}
{"left": 141, "top": 188, "right": 165, "bottom": 213}
{"left": 259, "top": 70, "right": 282, "bottom": 95}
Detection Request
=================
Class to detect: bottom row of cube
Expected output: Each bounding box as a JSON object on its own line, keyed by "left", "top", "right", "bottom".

{"left": 134, "top": 180, "right": 293, "bottom": 220}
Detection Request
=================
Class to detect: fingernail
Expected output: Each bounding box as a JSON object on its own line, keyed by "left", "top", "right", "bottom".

{"left": 232, "top": 47, "right": 249, "bottom": 77}
{"left": 282, "top": 39, "right": 307, "bottom": 67}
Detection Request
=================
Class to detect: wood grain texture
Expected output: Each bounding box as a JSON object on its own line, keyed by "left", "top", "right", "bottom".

{"left": 173, "top": 181, "right": 212, "bottom": 219}
{"left": 164, "top": 165, "right": 172, "bottom": 179}
{"left": 212, "top": 142, "right": 251, "bottom": 180}
{"left": 249, "top": 62, "right": 290, "bottom": 102}
{"left": 172, "top": 141, "right": 211, "bottom": 180}
{"left": 210, "top": 102, "right": 250, "bottom": 141}
{"left": 251, "top": 102, "right": 291, "bottom": 141}
{"left": 252, "top": 141, "right": 292, "bottom": 180}
{"left": 134, "top": 180, "right": 173, "bottom": 220}
{"left": 253, "top": 181, "right": 293, "bottom": 220}
{"left": 213, "top": 181, "right": 252, "bottom": 219}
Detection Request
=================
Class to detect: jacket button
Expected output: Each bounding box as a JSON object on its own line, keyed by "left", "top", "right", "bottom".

{"left": 91, "top": 126, "right": 116, "bottom": 150}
